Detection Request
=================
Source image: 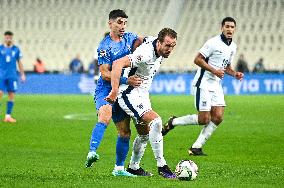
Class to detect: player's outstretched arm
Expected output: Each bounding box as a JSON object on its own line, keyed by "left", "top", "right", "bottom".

{"left": 17, "top": 60, "right": 26, "bottom": 82}
{"left": 99, "top": 63, "right": 142, "bottom": 87}
{"left": 225, "top": 64, "right": 244, "bottom": 80}
{"left": 132, "top": 36, "right": 144, "bottom": 52}
{"left": 127, "top": 75, "right": 142, "bottom": 87}
{"left": 194, "top": 53, "right": 224, "bottom": 79}
{"left": 105, "top": 56, "right": 131, "bottom": 104}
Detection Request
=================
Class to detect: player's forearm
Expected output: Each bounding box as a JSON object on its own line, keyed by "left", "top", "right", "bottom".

{"left": 225, "top": 66, "right": 236, "bottom": 77}
{"left": 111, "top": 62, "right": 124, "bottom": 93}
{"left": 132, "top": 37, "right": 144, "bottom": 52}
{"left": 194, "top": 57, "right": 216, "bottom": 74}
{"left": 18, "top": 61, "right": 25, "bottom": 76}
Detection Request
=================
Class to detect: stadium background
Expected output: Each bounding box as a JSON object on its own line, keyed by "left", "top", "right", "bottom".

{"left": 0, "top": 0, "right": 283, "bottom": 72}
{"left": 0, "top": 1, "right": 283, "bottom": 187}
{"left": 0, "top": 0, "right": 283, "bottom": 95}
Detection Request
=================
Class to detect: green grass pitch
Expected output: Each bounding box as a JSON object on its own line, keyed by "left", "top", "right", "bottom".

{"left": 0, "top": 95, "right": 283, "bottom": 187}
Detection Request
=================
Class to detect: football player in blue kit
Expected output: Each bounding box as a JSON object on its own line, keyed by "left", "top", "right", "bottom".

{"left": 0, "top": 31, "right": 26, "bottom": 123}
{"left": 85, "top": 9, "right": 151, "bottom": 177}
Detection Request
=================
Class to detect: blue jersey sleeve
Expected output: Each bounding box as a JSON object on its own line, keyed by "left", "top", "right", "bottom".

{"left": 125, "top": 32, "right": 138, "bottom": 51}
{"left": 97, "top": 41, "right": 111, "bottom": 66}
{"left": 15, "top": 47, "right": 23, "bottom": 61}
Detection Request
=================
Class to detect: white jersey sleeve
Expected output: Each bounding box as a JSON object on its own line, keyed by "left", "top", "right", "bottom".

{"left": 199, "top": 39, "right": 214, "bottom": 58}
{"left": 127, "top": 45, "right": 152, "bottom": 68}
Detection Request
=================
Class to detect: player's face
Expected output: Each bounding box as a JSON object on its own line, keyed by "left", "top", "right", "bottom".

{"left": 4, "top": 34, "right": 13, "bottom": 46}
{"left": 109, "top": 17, "right": 127, "bottom": 37}
{"left": 158, "top": 36, "right": 177, "bottom": 58}
{"left": 221, "top": 21, "right": 236, "bottom": 39}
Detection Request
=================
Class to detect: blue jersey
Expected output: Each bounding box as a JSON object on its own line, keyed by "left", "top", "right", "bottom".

{"left": 96, "top": 32, "right": 138, "bottom": 93}
{"left": 0, "top": 44, "right": 22, "bottom": 79}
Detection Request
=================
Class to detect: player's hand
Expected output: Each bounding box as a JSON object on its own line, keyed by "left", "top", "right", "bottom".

{"left": 127, "top": 75, "right": 143, "bottom": 88}
{"left": 235, "top": 72, "right": 244, "bottom": 81}
{"left": 21, "top": 74, "right": 26, "bottom": 82}
{"left": 213, "top": 69, "right": 225, "bottom": 79}
{"left": 105, "top": 91, "right": 117, "bottom": 104}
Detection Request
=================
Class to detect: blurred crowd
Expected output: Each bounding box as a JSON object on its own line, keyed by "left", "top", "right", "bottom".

{"left": 31, "top": 53, "right": 272, "bottom": 75}
{"left": 30, "top": 52, "right": 274, "bottom": 75}
{"left": 31, "top": 53, "right": 99, "bottom": 76}
{"left": 235, "top": 54, "right": 266, "bottom": 73}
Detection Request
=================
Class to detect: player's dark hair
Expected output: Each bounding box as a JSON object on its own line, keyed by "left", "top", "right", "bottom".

{"left": 157, "top": 28, "right": 177, "bottom": 42}
{"left": 109, "top": 9, "right": 128, "bottom": 20}
{"left": 221, "top": 17, "right": 236, "bottom": 26}
{"left": 4, "top": 31, "right": 13, "bottom": 36}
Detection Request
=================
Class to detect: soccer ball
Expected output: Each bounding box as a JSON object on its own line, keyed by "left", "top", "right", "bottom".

{"left": 175, "top": 160, "right": 198, "bottom": 181}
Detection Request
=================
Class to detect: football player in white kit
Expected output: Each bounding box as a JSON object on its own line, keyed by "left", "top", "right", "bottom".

{"left": 162, "top": 17, "right": 244, "bottom": 156}
{"left": 106, "top": 28, "right": 178, "bottom": 179}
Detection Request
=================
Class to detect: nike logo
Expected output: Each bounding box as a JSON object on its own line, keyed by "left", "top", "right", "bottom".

{"left": 113, "top": 51, "right": 120, "bottom": 55}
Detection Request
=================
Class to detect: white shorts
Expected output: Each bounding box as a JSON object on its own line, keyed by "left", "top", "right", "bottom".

{"left": 117, "top": 87, "right": 152, "bottom": 121}
{"left": 194, "top": 86, "right": 226, "bottom": 111}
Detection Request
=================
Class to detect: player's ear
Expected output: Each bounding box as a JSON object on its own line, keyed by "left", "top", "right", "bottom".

{"left": 108, "top": 19, "right": 114, "bottom": 27}
{"left": 157, "top": 40, "right": 161, "bottom": 47}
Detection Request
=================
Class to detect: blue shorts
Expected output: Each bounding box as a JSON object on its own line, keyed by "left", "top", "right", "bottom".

{"left": 94, "top": 89, "right": 129, "bottom": 124}
{"left": 112, "top": 101, "right": 130, "bottom": 123}
{"left": 94, "top": 88, "right": 110, "bottom": 111}
{"left": 0, "top": 77, "right": 18, "bottom": 92}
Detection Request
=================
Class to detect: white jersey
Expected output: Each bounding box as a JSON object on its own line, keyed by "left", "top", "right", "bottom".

{"left": 192, "top": 34, "right": 237, "bottom": 91}
{"left": 117, "top": 37, "right": 163, "bottom": 120}
{"left": 119, "top": 37, "right": 163, "bottom": 93}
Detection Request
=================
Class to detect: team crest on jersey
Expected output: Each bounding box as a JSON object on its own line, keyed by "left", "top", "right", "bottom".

{"left": 137, "top": 103, "right": 143, "bottom": 109}
{"left": 202, "top": 101, "right": 207, "bottom": 106}
{"left": 99, "top": 49, "right": 106, "bottom": 57}
{"left": 12, "top": 51, "right": 16, "bottom": 56}
{"left": 136, "top": 55, "right": 142, "bottom": 62}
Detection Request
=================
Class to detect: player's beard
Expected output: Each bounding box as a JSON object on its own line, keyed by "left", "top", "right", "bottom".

{"left": 161, "top": 50, "right": 171, "bottom": 58}
{"left": 5, "top": 41, "right": 13, "bottom": 47}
